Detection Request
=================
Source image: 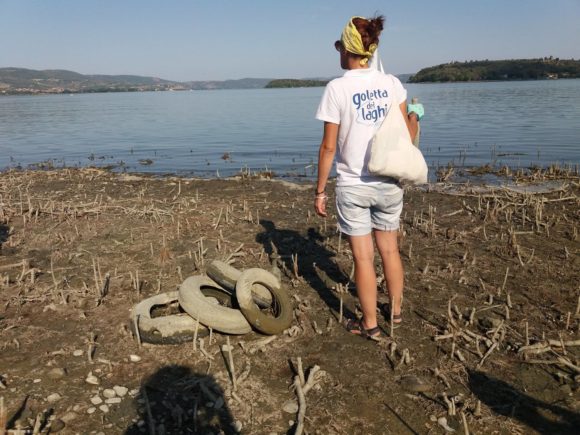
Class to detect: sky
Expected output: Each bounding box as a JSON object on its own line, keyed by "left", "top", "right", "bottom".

{"left": 1, "top": 0, "right": 579, "bottom": 82}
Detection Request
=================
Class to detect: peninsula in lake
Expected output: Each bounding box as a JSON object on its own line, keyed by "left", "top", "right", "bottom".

{"left": 409, "top": 58, "right": 580, "bottom": 83}
{"left": 265, "top": 79, "right": 329, "bottom": 88}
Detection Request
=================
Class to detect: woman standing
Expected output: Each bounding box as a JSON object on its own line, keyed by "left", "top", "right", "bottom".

{"left": 314, "top": 15, "right": 418, "bottom": 338}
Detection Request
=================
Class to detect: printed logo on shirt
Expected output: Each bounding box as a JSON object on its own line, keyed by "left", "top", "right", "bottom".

{"left": 352, "top": 89, "right": 389, "bottom": 125}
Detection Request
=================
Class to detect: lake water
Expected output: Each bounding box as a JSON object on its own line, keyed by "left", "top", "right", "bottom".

{"left": 1, "top": 79, "right": 579, "bottom": 178}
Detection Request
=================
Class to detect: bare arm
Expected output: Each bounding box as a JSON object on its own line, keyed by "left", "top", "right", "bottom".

{"left": 400, "top": 101, "right": 418, "bottom": 142}
{"left": 314, "top": 121, "right": 339, "bottom": 217}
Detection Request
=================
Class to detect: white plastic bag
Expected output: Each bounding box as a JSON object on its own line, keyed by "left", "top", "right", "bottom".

{"left": 368, "top": 91, "right": 428, "bottom": 185}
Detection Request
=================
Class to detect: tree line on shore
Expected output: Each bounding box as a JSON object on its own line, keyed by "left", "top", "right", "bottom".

{"left": 409, "top": 57, "right": 580, "bottom": 83}
{"left": 264, "top": 79, "right": 329, "bottom": 88}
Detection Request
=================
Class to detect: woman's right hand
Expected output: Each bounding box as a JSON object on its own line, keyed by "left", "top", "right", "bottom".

{"left": 314, "top": 194, "right": 328, "bottom": 217}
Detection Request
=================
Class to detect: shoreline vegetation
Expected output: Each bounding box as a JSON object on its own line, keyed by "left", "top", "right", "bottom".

{"left": 0, "top": 166, "right": 578, "bottom": 433}
{"left": 264, "top": 79, "right": 329, "bottom": 88}
{"left": 11, "top": 155, "right": 580, "bottom": 184}
{"left": 409, "top": 57, "right": 580, "bottom": 83}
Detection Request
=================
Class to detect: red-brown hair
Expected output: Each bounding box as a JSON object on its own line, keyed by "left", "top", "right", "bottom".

{"left": 352, "top": 15, "right": 385, "bottom": 50}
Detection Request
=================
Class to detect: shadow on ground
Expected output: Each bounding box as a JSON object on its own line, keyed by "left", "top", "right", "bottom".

{"left": 468, "top": 369, "right": 580, "bottom": 435}
{"left": 0, "top": 223, "right": 9, "bottom": 245}
{"left": 257, "top": 220, "right": 354, "bottom": 319}
{"left": 125, "top": 365, "right": 236, "bottom": 435}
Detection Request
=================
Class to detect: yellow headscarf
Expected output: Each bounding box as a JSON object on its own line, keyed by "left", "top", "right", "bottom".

{"left": 340, "top": 16, "right": 378, "bottom": 65}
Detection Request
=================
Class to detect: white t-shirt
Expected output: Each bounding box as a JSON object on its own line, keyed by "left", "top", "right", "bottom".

{"left": 316, "top": 68, "right": 407, "bottom": 187}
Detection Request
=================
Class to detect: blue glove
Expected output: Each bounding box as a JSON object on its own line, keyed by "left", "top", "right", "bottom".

{"left": 407, "top": 103, "right": 424, "bottom": 121}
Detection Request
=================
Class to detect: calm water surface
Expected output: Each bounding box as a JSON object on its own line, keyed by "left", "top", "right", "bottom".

{"left": 1, "top": 79, "right": 578, "bottom": 178}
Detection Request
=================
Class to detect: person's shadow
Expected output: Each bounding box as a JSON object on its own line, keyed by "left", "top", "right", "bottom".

{"left": 0, "top": 223, "right": 9, "bottom": 249}
{"left": 468, "top": 369, "right": 580, "bottom": 434}
{"left": 256, "top": 219, "right": 354, "bottom": 320}
{"left": 125, "top": 365, "right": 236, "bottom": 435}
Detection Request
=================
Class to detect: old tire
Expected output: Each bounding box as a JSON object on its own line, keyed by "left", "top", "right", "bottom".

{"left": 206, "top": 260, "right": 273, "bottom": 307}
{"left": 236, "top": 268, "right": 293, "bottom": 335}
{"left": 131, "top": 291, "right": 209, "bottom": 345}
{"left": 178, "top": 275, "right": 252, "bottom": 335}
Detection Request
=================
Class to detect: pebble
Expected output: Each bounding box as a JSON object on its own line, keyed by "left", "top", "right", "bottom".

{"left": 113, "top": 385, "right": 128, "bottom": 397}
{"left": 213, "top": 396, "right": 224, "bottom": 410}
{"left": 105, "top": 397, "right": 122, "bottom": 404}
{"left": 90, "top": 395, "right": 103, "bottom": 405}
{"left": 60, "top": 411, "right": 78, "bottom": 423}
{"left": 400, "top": 375, "right": 431, "bottom": 393}
{"left": 46, "top": 393, "right": 62, "bottom": 403}
{"left": 87, "top": 407, "right": 96, "bottom": 414}
{"left": 102, "top": 388, "right": 116, "bottom": 399}
{"left": 85, "top": 373, "right": 99, "bottom": 385}
{"left": 129, "top": 354, "right": 141, "bottom": 362}
{"left": 33, "top": 379, "right": 41, "bottom": 383}
{"left": 232, "top": 420, "right": 243, "bottom": 432}
{"left": 47, "top": 368, "right": 67, "bottom": 380}
{"left": 73, "top": 349, "right": 84, "bottom": 357}
{"left": 50, "top": 419, "right": 66, "bottom": 433}
{"left": 99, "top": 404, "right": 110, "bottom": 413}
{"left": 282, "top": 400, "right": 299, "bottom": 414}
{"left": 129, "top": 388, "right": 139, "bottom": 397}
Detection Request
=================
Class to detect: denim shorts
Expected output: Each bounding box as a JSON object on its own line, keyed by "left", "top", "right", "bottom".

{"left": 336, "top": 184, "right": 404, "bottom": 236}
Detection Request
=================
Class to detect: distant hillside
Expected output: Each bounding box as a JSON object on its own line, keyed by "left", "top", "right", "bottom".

{"left": 0, "top": 68, "right": 180, "bottom": 94}
{"left": 408, "top": 58, "right": 580, "bottom": 83}
{"left": 0, "top": 68, "right": 274, "bottom": 95}
{"left": 265, "top": 79, "right": 329, "bottom": 88}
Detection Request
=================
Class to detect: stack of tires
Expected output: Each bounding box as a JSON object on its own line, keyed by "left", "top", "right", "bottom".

{"left": 131, "top": 261, "right": 293, "bottom": 345}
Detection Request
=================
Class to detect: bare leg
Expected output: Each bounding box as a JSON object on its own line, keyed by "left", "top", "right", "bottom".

{"left": 374, "top": 229, "right": 404, "bottom": 319}
{"left": 348, "top": 233, "right": 378, "bottom": 329}
{"left": 408, "top": 112, "right": 419, "bottom": 143}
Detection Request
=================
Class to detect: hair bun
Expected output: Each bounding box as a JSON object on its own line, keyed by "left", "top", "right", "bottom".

{"left": 352, "top": 14, "right": 385, "bottom": 51}
{"left": 369, "top": 16, "right": 385, "bottom": 33}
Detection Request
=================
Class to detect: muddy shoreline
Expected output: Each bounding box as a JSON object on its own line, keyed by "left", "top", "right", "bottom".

{"left": 0, "top": 167, "right": 579, "bottom": 434}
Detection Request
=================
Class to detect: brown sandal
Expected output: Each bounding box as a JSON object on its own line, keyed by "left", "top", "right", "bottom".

{"left": 346, "top": 318, "right": 382, "bottom": 339}
{"left": 381, "top": 303, "right": 402, "bottom": 325}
